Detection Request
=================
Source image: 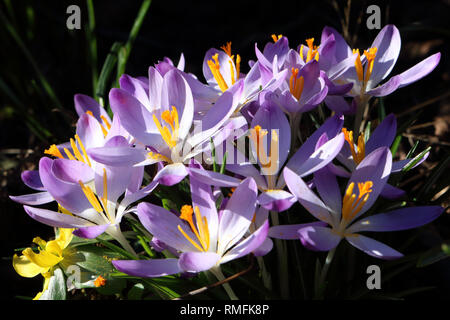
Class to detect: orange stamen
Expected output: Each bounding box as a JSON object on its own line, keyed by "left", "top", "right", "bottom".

{"left": 94, "top": 275, "right": 106, "bottom": 287}
{"left": 342, "top": 181, "right": 373, "bottom": 221}
{"left": 44, "top": 144, "right": 64, "bottom": 159}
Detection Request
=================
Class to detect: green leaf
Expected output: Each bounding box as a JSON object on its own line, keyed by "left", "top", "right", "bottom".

{"left": 67, "top": 245, "right": 125, "bottom": 276}
{"left": 96, "top": 277, "right": 127, "bottom": 296}
{"left": 96, "top": 41, "right": 122, "bottom": 102}
{"left": 38, "top": 268, "right": 66, "bottom": 300}
{"left": 401, "top": 146, "right": 431, "bottom": 173}
{"left": 378, "top": 97, "right": 386, "bottom": 122}
{"left": 417, "top": 245, "right": 450, "bottom": 268}
{"left": 390, "top": 135, "right": 402, "bottom": 157}
{"left": 364, "top": 121, "right": 371, "bottom": 143}
{"left": 127, "top": 283, "right": 145, "bottom": 300}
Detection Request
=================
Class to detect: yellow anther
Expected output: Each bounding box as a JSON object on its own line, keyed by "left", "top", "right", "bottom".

{"left": 78, "top": 180, "right": 103, "bottom": 214}
{"left": 342, "top": 128, "right": 365, "bottom": 164}
{"left": 363, "top": 47, "right": 378, "bottom": 82}
{"left": 63, "top": 148, "right": 76, "bottom": 161}
{"left": 271, "top": 34, "right": 283, "bottom": 42}
{"left": 85, "top": 110, "right": 109, "bottom": 136}
{"left": 207, "top": 53, "right": 229, "bottom": 92}
{"left": 74, "top": 134, "right": 91, "bottom": 167}
{"left": 58, "top": 204, "right": 72, "bottom": 216}
{"left": 70, "top": 138, "right": 85, "bottom": 164}
{"left": 221, "top": 41, "right": 232, "bottom": 57}
{"left": 302, "top": 38, "right": 319, "bottom": 62}
{"left": 100, "top": 115, "right": 112, "bottom": 130}
{"left": 148, "top": 151, "right": 171, "bottom": 163}
{"left": 44, "top": 144, "right": 64, "bottom": 159}
{"left": 353, "top": 49, "right": 364, "bottom": 82}
{"left": 178, "top": 205, "right": 210, "bottom": 252}
{"left": 289, "top": 68, "right": 305, "bottom": 100}
{"left": 342, "top": 181, "right": 373, "bottom": 221}
{"left": 235, "top": 54, "right": 241, "bottom": 79}
{"left": 249, "top": 126, "right": 279, "bottom": 175}
{"left": 152, "top": 106, "right": 179, "bottom": 149}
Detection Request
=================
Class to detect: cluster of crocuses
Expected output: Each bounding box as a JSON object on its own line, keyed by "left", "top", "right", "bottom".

{"left": 11, "top": 24, "right": 444, "bottom": 299}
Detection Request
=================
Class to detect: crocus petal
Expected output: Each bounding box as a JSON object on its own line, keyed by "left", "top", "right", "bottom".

{"left": 23, "top": 205, "right": 91, "bottom": 228}
{"left": 365, "top": 113, "right": 397, "bottom": 154}
{"left": 346, "top": 147, "right": 392, "bottom": 220}
{"left": 109, "top": 88, "right": 164, "bottom": 148}
{"left": 153, "top": 163, "right": 188, "bottom": 186}
{"left": 73, "top": 224, "right": 110, "bottom": 239}
{"left": 347, "top": 206, "right": 444, "bottom": 234}
{"left": 9, "top": 191, "right": 54, "bottom": 206}
{"left": 220, "top": 220, "right": 270, "bottom": 264}
{"left": 345, "top": 234, "right": 403, "bottom": 260}
{"left": 321, "top": 26, "right": 353, "bottom": 62}
{"left": 75, "top": 113, "right": 105, "bottom": 150}
{"left": 187, "top": 167, "right": 241, "bottom": 187}
{"left": 187, "top": 81, "right": 243, "bottom": 148}
{"left": 21, "top": 170, "right": 45, "bottom": 191}
{"left": 268, "top": 221, "right": 327, "bottom": 240}
{"left": 189, "top": 163, "right": 219, "bottom": 252}
{"left": 161, "top": 69, "right": 194, "bottom": 141}
{"left": 39, "top": 158, "right": 91, "bottom": 214}
{"left": 397, "top": 52, "right": 441, "bottom": 88}
{"left": 263, "top": 36, "right": 289, "bottom": 68}
{"left": 298, "top": 226, "right": 342, "bottom": 251}
{"left": 293, "top": 133, "right": 345, "bottom": 178}
{"left": 74, "top": 94, "right": 110, "bottom": 123}
{"left": 283, "top": 167, "right": 333, "bottom": 224}
{"left": 314, "top": 166, "right": 342, "bottom": 217}
{"left": 324, "top": 95, "right": 355, "bottom": 114}
{"left": 119, "top": 74, "right": 151, "bottom": 110}
{"left": 113, "top": 259, "right": 181, "bottom": 278}
{"left": 379, "top": 183, "right": 405, "bottom": 200}
{"left": 257, "top": 189, "right": 296, "bottom": 212}
{"left": 218, "top": 178, "right": 258, "bottom": 254}
{"left": 88, "top": 146, "right": 147, "bottom": 167}
{"left": 136, "top": 202, "right": 198, "bottom": 252}
{"left": 250, "top": 94, "right": 291, "bottom": 174}
{"left": 366, "top": 75, "right": 401, "bottom": 97}
{"left": 178, "top": 252, "right": 221, "bottom": 273}
{"left": 148, "top": 66, "right": 163, "bottom": 111}
{"left": 252, "top": 238, "right": 274, "bottom": 257}
{"left": 367, "top": 24, "right": 401, "bottom": 88}
{"left": 286, "top": 114, "right": 344, "bottom": 173}
{"left": 116, "top": 180, "right": 159, "bottom": 221}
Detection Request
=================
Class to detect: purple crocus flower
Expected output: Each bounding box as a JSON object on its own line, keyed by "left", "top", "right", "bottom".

{"left": 324, "top": 25, "right": 440, "bottom": 99}
{"left": 336, "top": 113, "right": 429, "bottom": 198}
{"left": 188, "top": 42, "right": 288, "bottom": 114}
{"left": 225, "top": 102, "right": 345, "bottom": 212}
{"left": 112, "top": 176, "right": 269, "bottom": 277}
{"left": 10, "top": 103, "right": 133, "bottom": 207}
{"left": 18, "top": 150, "right": 158, "bottom": 255}
{"left": 87, "top": 67, "right": 247, "bottom": 186}
{"left": 271, "top": 147, "right": 444, "bottom": 259}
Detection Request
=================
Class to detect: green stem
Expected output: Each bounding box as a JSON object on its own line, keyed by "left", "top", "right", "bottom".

{"left": 210, "top": 266, "right": 238, "bottom": 300}
{"left": 354, "top": 95, "right": 368, "bottom": 134}
{"left": 256, "top": 256, "right": 272, "bottom": 293}
{"left": 86, "top": 0, "right": 98, "bottom": 98}
{"left": 315, "top": 247, "right": 337, "bottom": 299}
{"left": 270, "top": 210, "right": 289, "bottom": 299}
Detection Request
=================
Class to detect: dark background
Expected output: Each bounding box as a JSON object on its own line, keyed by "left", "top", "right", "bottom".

{"left": 1, "top": 0, "right": 449, "bottom": 299}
